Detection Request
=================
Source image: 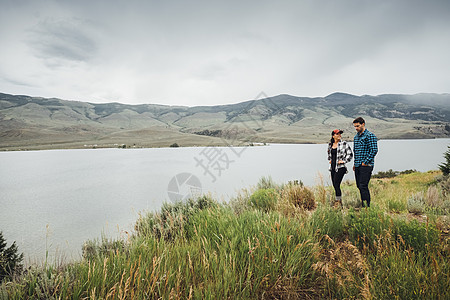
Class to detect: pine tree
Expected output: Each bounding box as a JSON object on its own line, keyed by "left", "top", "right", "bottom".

{"left": 439, "top": 146, "right": 450, "bottom": 176}
{"left": 0, "top": 231, "right": 23, "bottom": 282}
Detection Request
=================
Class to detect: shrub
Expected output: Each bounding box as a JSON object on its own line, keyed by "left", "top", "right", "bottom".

{"left": 438, "top": 146, "right": 450, "bottom": 175}
{"left": 0, "top": 232, "right": 23, "bottom": 282}
{"left": 391, "top": 217, "right": 440, "bottom": 252}
{"left": 180, "top": 208, "right": 320, "bottom": 298}
{"left": 275, "top": 195, "right": 304, "bottom": 217}
{"left": 82, "top": 237, "right": 127, "bottom": 261}
{"left": 407, "top": 192, "right": 425, "bottom": 215}
{"left": 373, "top": 169, "right": 398, "bottom": 178}
{"left": 400, "top": 169, "right": 417, "bottom": 175}
{"left": 11, "top": 266, "right": 75, "bottom": 299}
{"left": 425, "top": 185, "right": 443, "bottom": 208}
{"left": 286, "top": 179, "right": 304, "bottom": 187}
{"left": 442, "top": 199, "right": 450, "bottom": 214}
{"left": 256, "top": 176, "right": 279, "bottom": 190}
{"left": 387, "top": 198, "right": 406, "bottom": 213}
{"left": 347, "top": 208, "right": 390, "bottom": 250}
{"left": 281, "top": 184, "right": 316, "bottom": 210}
{"left": 275, "top": 182, "right": 305, "bottom": 217}
{"left": 134, "top": 195, "right": 216, "bottom": 240}
{"left": 438, "top": 175, "right": 450, "bottom": 197}
{"left": 314, "top": 173, "right": 327, "bottom": 205}
{"left": 342, "top": 189, "right": 362, "bottom": 209}
{"left": 310, "top": 205, "right": 345, "bottom": 239}
{"left": 373, "top": 169, "right": 417, "bottom": 179}
{"left": 249, "top": 188, "right": 278, "bottom": 212}
{"left": 313, "top": 239, "right": 371, "bottom": 299}
{"left": 435, "top": 215, "right": 450, "bottom": 233}
{"left": 369, "top": 233, "right": 449, "bottom": 299}
{"left": 227, "top": 188, "right": 252, "bottom": 215}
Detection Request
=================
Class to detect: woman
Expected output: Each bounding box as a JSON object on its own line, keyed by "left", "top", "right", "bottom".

{"left": 327, "top": 129, "right": 353, "bottom": 207}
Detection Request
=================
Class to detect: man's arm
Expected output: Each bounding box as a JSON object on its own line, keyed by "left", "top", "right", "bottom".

{"left": 363, "top": 133, "right": 378, "bottom": 165}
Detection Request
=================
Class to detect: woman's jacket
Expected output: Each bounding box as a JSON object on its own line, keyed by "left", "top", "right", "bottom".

{"left": 327, "top": 141, "right": 353, "bottom": 172}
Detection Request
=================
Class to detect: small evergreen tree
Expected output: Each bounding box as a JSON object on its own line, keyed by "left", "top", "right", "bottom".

{"left": 0, "top": 231, "right": 23, "bottom": 282}
{"left": 439, "top": 146, "right": 450, "bottom": 176}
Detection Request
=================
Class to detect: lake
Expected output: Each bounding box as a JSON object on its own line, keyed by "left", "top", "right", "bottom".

{"left": 1, "top": 139, "right": 449, "bottom": 263}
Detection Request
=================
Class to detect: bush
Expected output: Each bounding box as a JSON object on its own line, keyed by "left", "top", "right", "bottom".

{"left": 82, "top": 237, "right": 127, "bottom": 261}
{"left": 286, "top": 179, "right": 304, "bottom": 187}
{"left": 310, "top": 205, "right": 345, "bottom": 239}
{"left": 0, "top": 232, "right": 23, "bottom": 282}
{"left": 249, "top": 188, "right": 278, "bottom": 212}
{"left": 387, "top": 198, "right": 406, "bottom": 213}
{"left": 425, "top": 185, "right": 443, "bottom": 209}
{"left": 369, "top": 233, "right": 449, "bottom": 299}
{"left": 313, "top": 239, "right": 371, "bottom": 299}
{"left": 372, "top": 169, "right": 398, "bottom": 178}
{"left": 372, "top": 169, "right": 417, "bottom": 179}
{"left": 227, "top": 189, "right": 252, "bottom": 215}
{"left": 391, "top": 217, "right": 440, "bottom": 252}
{"left": 400, "top": 169, "right": 417, "bottom": 175}
{"left": 438, "top": 146, "right": 450, "bottom": 175}
{"left": 281, "top": 184, "right": 316, "bottom": 210}
{"left": 134, "top": 195, "right": 217, "bottom": 240}
{"left": 256, "top": 176, "right": 280, "bottom": 190}
{"left": 438, "top": 175, "right": 450, "bottom": 197}
{"left": 443, "top": 199, "right": 450, "bottom": 214}
{"left": 407, "top": 192, "right": 425, "bottom": 215}
{"left": 347, "top": 208, "right": 390, "bottom": 250}
{"left": 342, "top": 189, "right": 362, "bottom": 209}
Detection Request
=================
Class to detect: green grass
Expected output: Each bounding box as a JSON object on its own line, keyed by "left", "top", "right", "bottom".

{"left": 1, "top": 172, "right": 449, "bottom": 299}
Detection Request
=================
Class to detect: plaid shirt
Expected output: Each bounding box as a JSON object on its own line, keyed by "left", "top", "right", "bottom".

{"left": 327, "top": 141, "right": 353, "bottom": 171}
{"left": 353, "top": 129, "right": 378, "bottom": 167}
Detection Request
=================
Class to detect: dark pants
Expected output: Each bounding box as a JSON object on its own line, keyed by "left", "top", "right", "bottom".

{"left": 354, "top": 166, "right": 374, "bottom": 207}
{"left": 330, "top": 167, "right": 347, "bottom": 197}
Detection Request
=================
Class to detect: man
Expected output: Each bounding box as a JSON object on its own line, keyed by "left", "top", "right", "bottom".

{"left": 352, "top": 117, "right": 378, "bottom": 207}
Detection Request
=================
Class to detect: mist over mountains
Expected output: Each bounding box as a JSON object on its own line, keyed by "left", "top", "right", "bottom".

{"left": 1, "top": 92, "right": 449, "bottom": 150}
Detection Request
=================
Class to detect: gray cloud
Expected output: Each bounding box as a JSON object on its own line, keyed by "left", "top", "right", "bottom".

{"left": 28, "top": 18, "right": 98, "bottom": 65}
{"left": 0, "top": 75, "right": 35, "bottom": 88}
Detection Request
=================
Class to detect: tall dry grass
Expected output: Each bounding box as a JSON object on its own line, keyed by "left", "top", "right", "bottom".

{"left": 1, "top": 171, "right": 449, "bottom": 299}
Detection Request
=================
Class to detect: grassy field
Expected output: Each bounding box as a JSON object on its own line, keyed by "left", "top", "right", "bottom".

{"left": 1, "top": 171, "right": 449, "bottom": 299}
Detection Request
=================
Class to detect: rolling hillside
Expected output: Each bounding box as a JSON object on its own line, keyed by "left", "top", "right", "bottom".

{"left": 1, "top": 92, "right": 449, "bottom": 150}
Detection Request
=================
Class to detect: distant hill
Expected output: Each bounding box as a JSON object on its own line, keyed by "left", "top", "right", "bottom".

{"left": 1, "top": 92, "right": 449, "bottom": 150}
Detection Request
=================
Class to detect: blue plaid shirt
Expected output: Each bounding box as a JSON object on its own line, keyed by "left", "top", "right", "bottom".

{"left": 353, "top": 129, "right": 378, "bottom": 167}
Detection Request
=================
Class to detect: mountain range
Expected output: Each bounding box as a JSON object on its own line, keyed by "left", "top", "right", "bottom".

{"left": 1, "top": 92, "right": 449, "bottom": 150}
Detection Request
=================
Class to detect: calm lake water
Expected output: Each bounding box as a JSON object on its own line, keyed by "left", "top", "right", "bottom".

{"left": 1, "top": 139, "right": 449, "bottom": 263}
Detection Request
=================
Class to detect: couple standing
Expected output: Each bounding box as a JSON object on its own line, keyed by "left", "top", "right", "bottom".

{"left": 327, "top": 117, "right": 378, "bottom": 208}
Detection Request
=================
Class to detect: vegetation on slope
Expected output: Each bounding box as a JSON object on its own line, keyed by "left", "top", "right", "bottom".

{"left": 1, "top": 171, "right": 449, "bottom": 299}
{"left": 1, "top": 92, "right": 450, "bottom": 150}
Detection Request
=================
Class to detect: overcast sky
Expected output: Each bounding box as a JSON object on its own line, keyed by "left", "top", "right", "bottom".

{"left": 1, "top": 0, "right": 449, "bottom": 106}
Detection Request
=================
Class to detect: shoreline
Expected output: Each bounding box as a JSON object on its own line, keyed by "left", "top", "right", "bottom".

{"left": 1, "top": 136, "right": 448, "bottom": 152}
